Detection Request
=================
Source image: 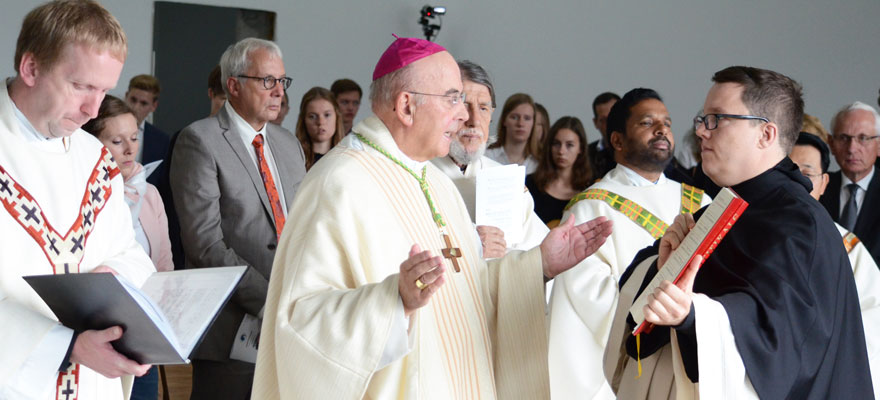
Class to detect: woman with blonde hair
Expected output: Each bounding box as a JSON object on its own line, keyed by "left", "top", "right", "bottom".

{"left": 486, "top": 93, "right": 539, "bottom": 173}
{"left": 802, "top": 113, "right": 831, "bottom": 143}
{"left": 295, "top": 87, "right": 345, "bottom": 169}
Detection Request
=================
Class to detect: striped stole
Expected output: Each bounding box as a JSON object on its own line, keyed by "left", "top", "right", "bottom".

{"left": 348, "top": 148, "right": 495, "bottom": 398}
{"left": 565, "top": 184, "right": 704, "bottom": 239}
{"left": 0, "top": 148, "right": 119, "bottom": 400}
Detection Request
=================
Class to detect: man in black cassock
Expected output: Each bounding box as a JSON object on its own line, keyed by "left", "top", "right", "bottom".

{"left": 606, "top": 66, "right": 873, "bottom": 399}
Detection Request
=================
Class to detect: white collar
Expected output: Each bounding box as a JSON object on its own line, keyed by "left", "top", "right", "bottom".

{"left": 9, "top": 91, "right": 52, "bottom": 142}
{"left": 617, "top": 163, "right": 667, "bottom": 187}
{"left": 351, "top": 116, "right": 428, "bottom": 172}
{"left": 225, "top": 101, "right": 267, "bottom": 140}
{"left": 841, "top": 166, "right": 875, "bottom": 191}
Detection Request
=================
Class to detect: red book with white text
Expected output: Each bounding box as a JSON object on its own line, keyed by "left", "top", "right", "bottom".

{"left": 629, "top": 187, "right": 749, "bottom": 336}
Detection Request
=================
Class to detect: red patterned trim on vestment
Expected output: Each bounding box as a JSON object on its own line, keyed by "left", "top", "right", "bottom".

{"left": 0, "top": 147, "right": 119, "bottom": 400}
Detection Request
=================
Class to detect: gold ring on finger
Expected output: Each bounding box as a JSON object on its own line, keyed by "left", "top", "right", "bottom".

{"left": 415, "top": 278, "right": 428, "bottom": 290}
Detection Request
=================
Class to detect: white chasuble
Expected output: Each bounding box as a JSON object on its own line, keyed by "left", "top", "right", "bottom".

{"left": 0, "top": 83, "right": 155, "bottom": 400}
{"left": 548, "top": 166, "right": 710, "bottom": 400}
{"left": 603, "top": 257, "right": 759, "bottom": 400}
{"left": 253, "top": 116, "right": 549, "bottom": 399}
{"left": 837, "top": 223, "right": 880, "bottom": 397}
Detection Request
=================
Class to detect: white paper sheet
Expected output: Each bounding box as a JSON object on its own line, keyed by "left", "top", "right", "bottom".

{"left": 139, "top": 266, "right": 246, "bottom": 358}
{"left": 230, "top": 313, "right": 261, "bottom": 363}
{"left": 475, "top": 164, "right": 525, "bottom": 244}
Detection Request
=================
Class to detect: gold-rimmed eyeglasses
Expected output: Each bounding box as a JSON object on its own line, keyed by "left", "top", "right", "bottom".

{"left": 406, "top": 91, "right": 466, "bottom": 106}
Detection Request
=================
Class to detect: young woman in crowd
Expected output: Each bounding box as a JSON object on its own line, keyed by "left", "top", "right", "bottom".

{"left": 486, "top": 93, "right": 539, "bottom": 173}
{"left": 83, "top": 95, "right": 173, "bottom": 400}
{"left": 294, "top": 87, "right": 345, "bottom": 169}
{"left": 526, "top": 116, "right": 592, "bottom": 227}
{"left": 529, "top": 102, "right": 550, "bottom": 160}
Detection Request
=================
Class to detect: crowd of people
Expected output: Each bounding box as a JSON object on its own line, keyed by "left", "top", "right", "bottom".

{"left": 3, "top": 1, "right": 880, "bottom": 399}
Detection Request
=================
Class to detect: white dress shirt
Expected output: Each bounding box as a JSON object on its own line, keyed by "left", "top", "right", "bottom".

{"left": 224, "top": 101, "right": 288, "bottom": 217}
{"left": 840, "top": 167, "right": 874, "bottom": 220}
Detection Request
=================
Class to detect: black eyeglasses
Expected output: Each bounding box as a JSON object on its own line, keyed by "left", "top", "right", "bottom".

{"left": 406, "top": 91, "right": 466, "bottom": 106}
{"left": 237, "top": 75, "right": 292, "bottom": 90}
{"left": 693, "top": 113, "right": 769, "bottom": 131}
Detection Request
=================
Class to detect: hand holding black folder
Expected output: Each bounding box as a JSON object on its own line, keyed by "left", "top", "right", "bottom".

{"left": 26, "top": 266, "right": 245, "bottom": 365}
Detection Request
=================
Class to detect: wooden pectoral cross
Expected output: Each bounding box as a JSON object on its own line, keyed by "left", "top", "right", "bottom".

{"left": 441, "top": 234, "right": 462, "bottom": 273}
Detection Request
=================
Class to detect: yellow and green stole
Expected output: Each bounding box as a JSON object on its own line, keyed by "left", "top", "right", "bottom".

{"left": 564, "top": 184, "right": 705, "bottom": 239}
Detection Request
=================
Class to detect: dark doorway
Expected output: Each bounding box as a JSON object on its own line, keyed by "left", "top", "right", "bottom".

{"left": 152, "top": 2, "right": 276, "bottom": 134}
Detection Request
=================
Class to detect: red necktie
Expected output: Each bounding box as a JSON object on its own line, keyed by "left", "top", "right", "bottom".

{"left": 252, "top": 134, "right": 286, "bottom": 240}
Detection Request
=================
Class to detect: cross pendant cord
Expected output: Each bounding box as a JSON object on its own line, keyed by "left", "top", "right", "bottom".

{"left": 355, "top": 133, "right": 461, "bottom": 272}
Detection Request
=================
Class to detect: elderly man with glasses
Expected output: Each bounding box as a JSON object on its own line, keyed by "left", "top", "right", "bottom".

{"left": 169, "top": 37, "right": 306, "bottom": 399}
{"left": 819, "top": 101, "right": 880, "bottom": 264}
{"left": 251, "top": 36, "right": 613, "bottom": 400}
{"left": 791, "top": 131, "right": 880, "bottom": 396}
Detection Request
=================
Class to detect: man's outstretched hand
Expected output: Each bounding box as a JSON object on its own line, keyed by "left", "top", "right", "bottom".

{"left": 540, "top": 216, "right": 613, "bottom": 279}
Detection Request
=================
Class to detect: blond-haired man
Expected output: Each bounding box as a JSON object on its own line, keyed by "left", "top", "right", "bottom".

{"left": 1, "top": 1, "right": 155, "bottom": 399}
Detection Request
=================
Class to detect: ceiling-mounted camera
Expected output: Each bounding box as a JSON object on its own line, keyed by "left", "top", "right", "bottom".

{"left": 419, "top": 5, "right": 446, "bottom": 41}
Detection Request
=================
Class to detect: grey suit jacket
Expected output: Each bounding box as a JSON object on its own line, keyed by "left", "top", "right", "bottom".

{"left": 170, "top": 105, "right": 306, "bottom": 361}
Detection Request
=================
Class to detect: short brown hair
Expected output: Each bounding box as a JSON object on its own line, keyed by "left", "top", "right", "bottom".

{"left": 15, "top": 0, "right": 127, "bottom": 74}
{"left": 82, "top": 94, "right": 133, "bottom": 137}
{"left": 712, "top": 66, "right": 804, "bottom": 153}
{"left": 330, "top": 78, "right": 362, "bottom": 99}
{"left": 128, "top": 74, "right": 160, "bottom": 98}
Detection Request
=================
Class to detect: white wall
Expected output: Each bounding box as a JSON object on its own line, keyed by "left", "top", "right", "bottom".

{"left": 3, "top": 0, "right": 879, "bottom": 145}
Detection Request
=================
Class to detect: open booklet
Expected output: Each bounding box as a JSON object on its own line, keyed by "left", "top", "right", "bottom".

{"left": 629, "top": 187, "right": 748, "bottom": 335}
{"left": 25, "top": 266, "right": 246, "bottom": 365}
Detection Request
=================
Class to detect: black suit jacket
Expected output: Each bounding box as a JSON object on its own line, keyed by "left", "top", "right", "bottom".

{"left": 142, "top": 122, "right": 171, "bottom": 187}
{"left": 819, "top": 163, "right": 880, "bottom": 265}
{"left": 587, "top": 140, "right": 616, "bottom": 181}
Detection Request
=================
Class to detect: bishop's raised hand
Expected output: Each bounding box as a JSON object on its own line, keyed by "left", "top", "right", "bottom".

{"left": 540, "top": 216, "right": 613, "bottom": 279}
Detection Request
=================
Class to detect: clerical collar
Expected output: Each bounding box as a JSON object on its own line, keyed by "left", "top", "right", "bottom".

{"left": 225, "top": 100, "right": 267, "bottom": 140}
{"left": 841, "top": 166, "right": 874, "bottom": 192}
{"left": 617, "top": 164, "right": 666, "bottom": 187}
